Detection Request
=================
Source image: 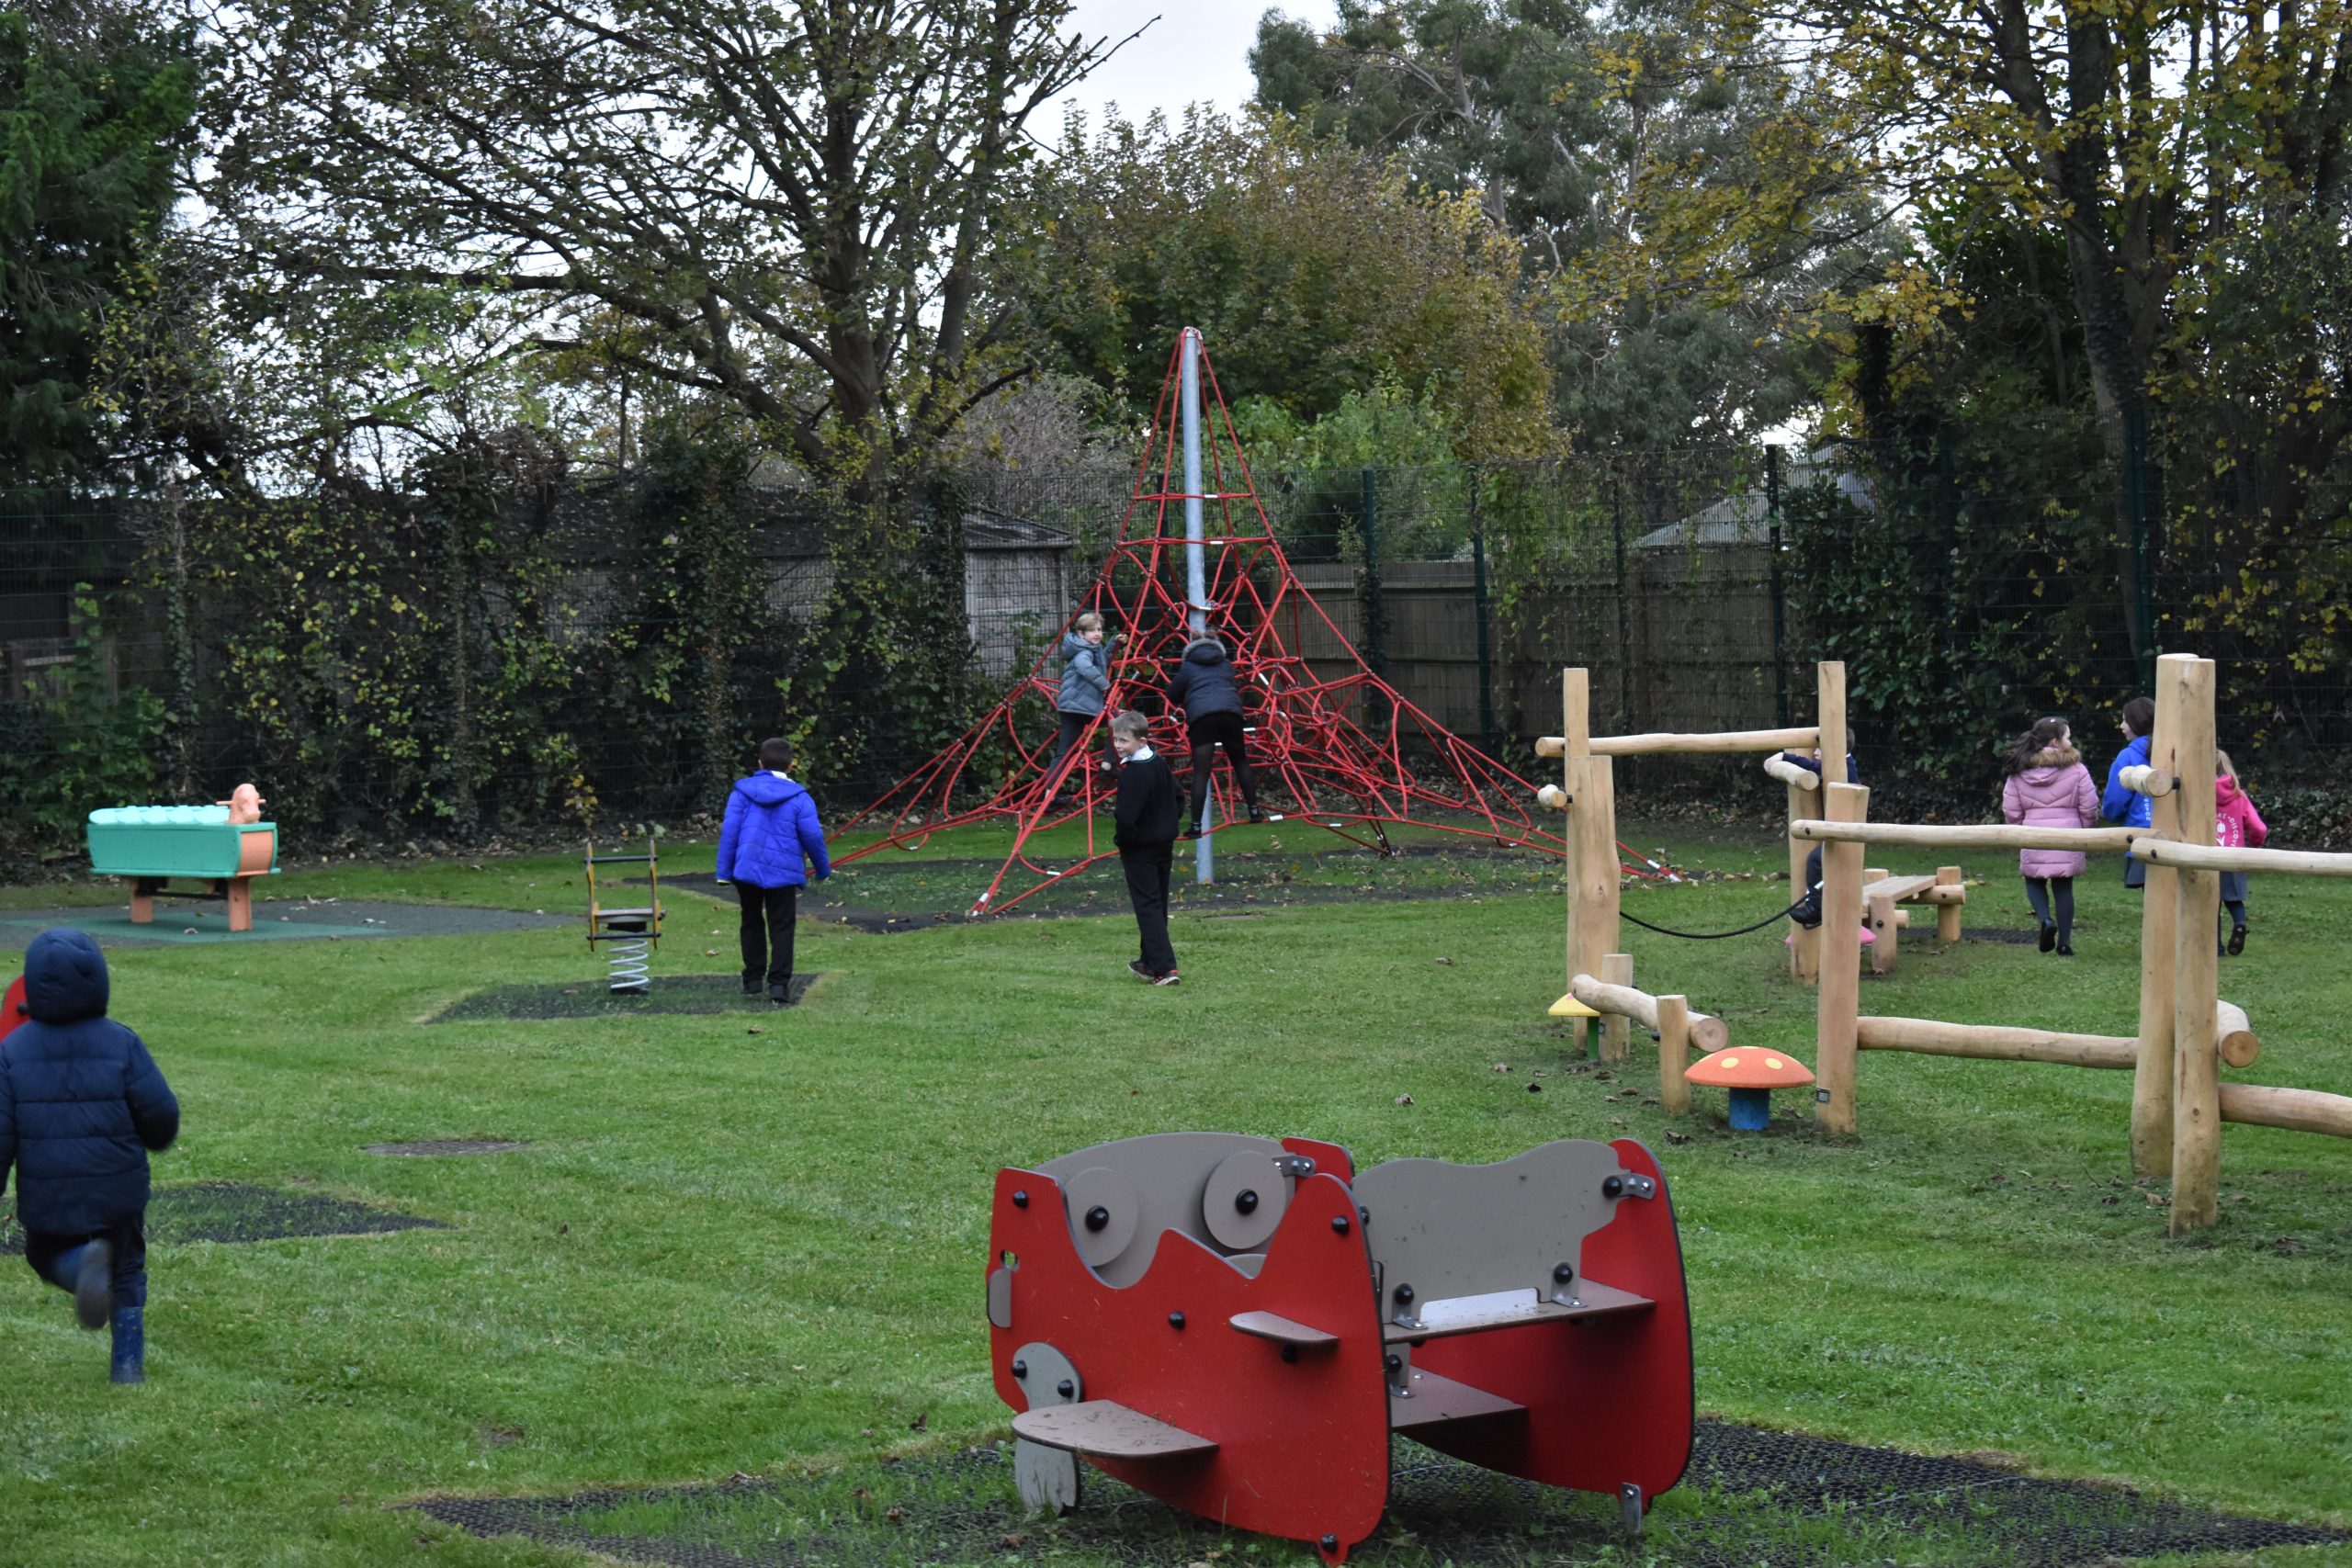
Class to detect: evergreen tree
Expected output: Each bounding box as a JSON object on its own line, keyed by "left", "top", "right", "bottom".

{"left": 0, "top": 4, "right": 198, "bottom": 482}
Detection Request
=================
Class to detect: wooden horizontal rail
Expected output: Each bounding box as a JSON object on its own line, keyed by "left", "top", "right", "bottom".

{"left": 1570, "top": 974, "right": 1728, "bottom": 1054}
{"left": 1793, "top": 821, "right": 2139, "bottom": 852}
{"left": 1762, "top": 754, "right": 1819, "bottom": 789}
{"left": 1537, "top": 726, "right": 1820, "bottom": 759}
{"left": 2118, "top": 764, "right": 2176, "bottom": 798}
{"left": 1855, "top": 1016, "right": 2137, "bottom": 1068}
{"left": 2218, "top": 1083, "right": 2352, "bottom": 1138}
{"left": 2215, "top": 1000, "right": 2260, "bottom": 1069}
{"left": 2129, "top": 838, "right": 2352, "bottom": 877}
{"left": 1534, "top": 784, "right": 1570, "bottom": 810}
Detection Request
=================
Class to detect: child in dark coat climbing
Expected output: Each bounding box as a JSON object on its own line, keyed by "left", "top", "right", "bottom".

{"left": 1778, "top": 750, "right": 1872, "bottom": 948}
{"left": 1110, "top": 709, "right": 1183, "bottom": 985}
{"left": 0, "top": 927, "right": 179, "bottom": 1383}
{"left": 1163, "top": 636, "right": 1264, "bottom": 837}
{"left": 716, "top": 737, "right": 831, "bottom": 1004}
{"left": 2001, "top": 717, "right": 2100, "bottom": 955}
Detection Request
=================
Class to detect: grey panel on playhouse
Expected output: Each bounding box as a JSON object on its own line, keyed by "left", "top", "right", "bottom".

{"left": 1351, "top": 1138, "right": 1631, "bottom": 1323}
{"left": 1010, "top": 1341, "right": 1084, "bottom": 1516}
{"left": 1035, "top": 1133, "right": 1300, "bottom": 1288}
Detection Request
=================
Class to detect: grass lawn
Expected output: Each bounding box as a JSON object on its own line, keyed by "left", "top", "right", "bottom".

{"left": 1, "top": 818, "right": 2347, "bottom": 1566}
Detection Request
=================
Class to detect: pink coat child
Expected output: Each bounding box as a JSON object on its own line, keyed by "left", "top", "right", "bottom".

{"left": 2001, "top": 742, "right": 2100, "bottom": 878}
{"left": 2216, "top": 774, "right": 2267, "bottom": 852}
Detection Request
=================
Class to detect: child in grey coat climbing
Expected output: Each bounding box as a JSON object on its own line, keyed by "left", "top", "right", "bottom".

{"left": 1051, "top": 612, "right": 1113, "bottom": 791}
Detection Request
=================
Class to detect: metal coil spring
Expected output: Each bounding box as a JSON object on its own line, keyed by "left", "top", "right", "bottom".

{"left": 605, "top": 927, "right": 652, "bottom": 993}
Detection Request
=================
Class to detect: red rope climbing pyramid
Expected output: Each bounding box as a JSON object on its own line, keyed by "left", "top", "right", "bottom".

{"left": 831, "top": 333, "right": 1565, "bottom": 915}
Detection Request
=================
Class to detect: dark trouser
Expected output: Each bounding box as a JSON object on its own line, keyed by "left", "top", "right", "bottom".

{"left": 1050, "top": 711, "right": 1096, "bottom": 786}
{"left": 1186, "top": 710, "right": 1257, "bottom": 826}
{"left": 1791, "top": 846, "right": 1825, "bottom": 928}
{"left": 2123, "top": 854, "right": 2146, "bottom": 889}
{"left": 737, "top": 883, "right": 797, "bottom": 987}
{"left": 2025, "top": 876, "right": 2075, "bottom": 945}
{"left": 1122, "top": 844, "right": 1176, "bottom": 976}
{"left": 27, "top": 1217, "right": 147, "bottom": 1313}
{"left": 2220, "top": 869, "right": 2249, "bottom": 945}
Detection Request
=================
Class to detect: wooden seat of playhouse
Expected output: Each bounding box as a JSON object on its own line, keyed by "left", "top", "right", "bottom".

{"left": 1385, "top": 1365, "right": 1526, "bottom": 1431}
{"left": 1860, "top": 874, "right": 1938, "bottom": 903}
{"left": 1013, "top": 1400, "right": 1220, "bottom": 1460}
{"left": 1227, "top": 1310, "right": 1339, "bottom": 1348}
{"left": 1380, "top": 1280, "right": 1654, "bottom": 1344}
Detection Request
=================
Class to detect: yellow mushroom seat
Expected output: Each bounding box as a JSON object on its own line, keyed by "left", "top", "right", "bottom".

{"left": 1684, "top": 1047, "right": 1815, "bottom": 1131}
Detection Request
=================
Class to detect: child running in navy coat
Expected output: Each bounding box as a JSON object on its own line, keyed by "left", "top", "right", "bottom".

{"left": 717, "top": 737, "right": 831, "bottom": 1004}
{"left": 1110, "top": 710, "right": 1183, "bottom": 985}
{"left": 0, "top": 927, "right": 179, "bottom": 1383}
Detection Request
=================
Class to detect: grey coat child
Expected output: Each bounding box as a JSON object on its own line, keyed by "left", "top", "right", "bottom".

{"left": 1057, "top": 630, "right": 1110, "bottom": 716}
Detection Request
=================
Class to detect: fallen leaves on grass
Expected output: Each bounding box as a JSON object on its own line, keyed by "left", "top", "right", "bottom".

{"left": 1394, "top": 1093, "right": 1414, "bottom": 1107}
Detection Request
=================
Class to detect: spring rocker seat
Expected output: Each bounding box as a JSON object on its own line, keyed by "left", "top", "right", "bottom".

{"left": 986, "top": 1132, "right": 1692, "bottom": 1562}
{"left": 85, "top": 806, "right": 281, "bottom": 932}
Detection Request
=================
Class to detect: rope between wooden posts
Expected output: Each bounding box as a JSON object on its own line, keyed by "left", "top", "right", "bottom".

{"left": 1619, "top": 898, "right": 1810, "bottom": 941}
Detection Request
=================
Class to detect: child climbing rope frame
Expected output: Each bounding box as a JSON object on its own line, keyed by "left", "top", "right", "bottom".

{"left": 583, "top": 836, "right": 662, "bottom": 994}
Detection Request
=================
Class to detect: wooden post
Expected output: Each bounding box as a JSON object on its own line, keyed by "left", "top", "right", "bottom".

{"left": 1569, "top": 757, "right": 1620, "bottom": 995}
{"left": 1934, "top": 866, "right": 1963, "bottom": 942}
{"left": 225, "top": 876, "right": 254, "bottom": 933}
{"left": 1816, "top": 660, "right": 1848, "bottom": 789}
{"left": 1657, "top": 994, "right": 1692, "bottom": 1115}
{"left": 2168, "top": 656, "right": 2222, "bottom": 1235}
{"left": 2132, "top": 659, "right": 2188, "bottom": 1179}
{"left": 1868, "top": 889, "right": 1899, "bottom": 975}
{"left": 1562, "top": 668, "right": 1589, "bottom": 988}
{"left": 1815, "top": 781, "right": 1868, "bottom": 1134}
{"left": 1600, "top": 953, "right": 1634, "bottom": 1062}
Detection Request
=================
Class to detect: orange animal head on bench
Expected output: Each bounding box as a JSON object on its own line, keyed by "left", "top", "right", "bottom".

{"left": 219, "top": 784, "right": 266, "bottom": 824}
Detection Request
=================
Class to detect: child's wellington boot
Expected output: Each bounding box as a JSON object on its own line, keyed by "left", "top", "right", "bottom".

{"left": 109, "top": 1305, "right": 144, "bottom": 1384}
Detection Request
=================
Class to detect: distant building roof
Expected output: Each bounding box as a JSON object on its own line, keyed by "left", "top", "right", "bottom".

{"left": 1635, "top": 452, "right": 1874, "bottom": 550}
{"left": 963, "top": 506, "right": 1075, "bottom": 550}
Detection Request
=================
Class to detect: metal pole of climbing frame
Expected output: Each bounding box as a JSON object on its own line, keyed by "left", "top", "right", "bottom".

{"left": 1182, "top": 327, "right": 1212, "bottom": 885}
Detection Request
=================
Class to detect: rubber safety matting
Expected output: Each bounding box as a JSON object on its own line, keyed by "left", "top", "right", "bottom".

{"left": 433, "top": 972, "right": 821, "bottom": 1021}
{"left": 413, "top": 1424, "right": 2348, "bottom": 1567}
{"left": 1, "top": 1181, "right": 442, "bottom": 1255}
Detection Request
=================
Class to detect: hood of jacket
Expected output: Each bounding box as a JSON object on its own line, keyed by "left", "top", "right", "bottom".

{"left": 1060, "top": 630, "right": 1100, "bottom": 660}
{"left": 24, "top": 926, "right": 109, "bottom": 1023}
{"left": 2218, "top": 774, "right": 2244, "bottom": 807}
{"left": 2022, "top": 743, "right": 2082, "bottom": 773}
{"left": 1182, "top": 637, "right": 1228, "bottom": 669}
{"left": 732, "top": 773, "right": 807, "bottom": 808}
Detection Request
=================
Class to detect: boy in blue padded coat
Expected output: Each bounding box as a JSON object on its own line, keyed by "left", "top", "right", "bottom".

{"left": 717, "top": 737, "right": 831, "bottom": 1004}
{"left": 0, "top": 927, "right": 180, "bottom": 1382}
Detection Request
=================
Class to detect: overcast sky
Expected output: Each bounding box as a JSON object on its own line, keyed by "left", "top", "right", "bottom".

{"left": 1043, "top": 1, "right": 1340, "bottom": 132}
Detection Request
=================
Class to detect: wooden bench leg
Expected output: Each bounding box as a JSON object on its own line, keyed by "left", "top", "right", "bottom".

{"left": 1935, "top": 865, "right": 1963, "bottom": 942}
{"left": 130, "top": 880, "right": 156, "bottom": 924}
{"left": 225, "top": 877, "right": 254, "bottom": 932}
{"left": 1869, "top": 892, "right": 1898, "bottom": 975}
